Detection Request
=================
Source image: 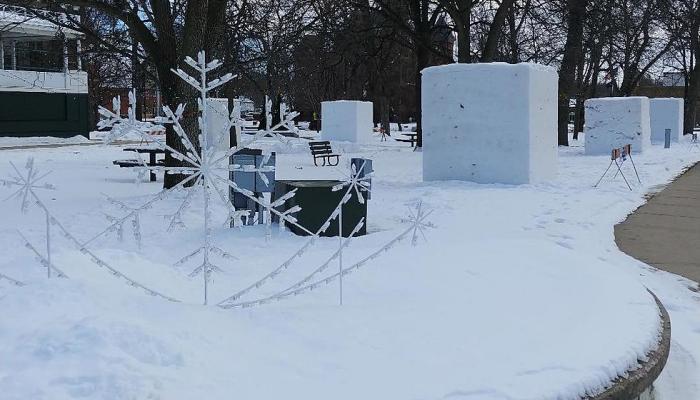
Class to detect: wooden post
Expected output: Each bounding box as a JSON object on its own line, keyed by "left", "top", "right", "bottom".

{"left": 62, "top": 38, "right": 69, "bottom": 72}
{"left": 10, "top": 40, "right": 16, "bottom": 70}
{"left": 0, "top": 37, "right": 4, "bottom": 70}
{"left": 76, "top": 39, "right": 82, "bottom": 70}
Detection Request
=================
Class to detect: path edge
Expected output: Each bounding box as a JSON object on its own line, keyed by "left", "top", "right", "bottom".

{"left": 586, "top": 289, "right": 671, "bottom": 400}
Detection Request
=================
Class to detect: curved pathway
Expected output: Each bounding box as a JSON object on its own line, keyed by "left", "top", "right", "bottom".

{"left": 615, "top": 162, "right": 700, "bottom": 285}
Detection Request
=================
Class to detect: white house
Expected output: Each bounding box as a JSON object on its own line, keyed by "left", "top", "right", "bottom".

{"left": 0, "top": 5, "right": 88, "bottom": 138}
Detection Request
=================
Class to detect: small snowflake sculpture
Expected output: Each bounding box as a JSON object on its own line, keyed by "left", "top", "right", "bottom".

{"left": 405, "top": 201, "right": 436, "bottom": 246}
{"left": 1, "top": 158, "right": 64, "bottom": 279}
{"left": 97, "top": 89, "right": 157, "bottom": 144}
{"left": 1, "top": 157, "right": 182, "bottom": 301}
{"left": 332, "top": 159, "right": 372, "bottom": 204}
{"left": 1, "top": 158, "right": 54, "bottom": 213}
{"left": 218, "top": 202, "right": 433, "bottom": 310}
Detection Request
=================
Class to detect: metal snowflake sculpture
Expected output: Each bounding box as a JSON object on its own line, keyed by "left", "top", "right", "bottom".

{"left": 1, "top": 157, "right": 180, "bottom": 301}
{"left": 1, "top": 158, "right": 67, "bottom": 279}
{"left": 217, "top": 202, "right": 432, "bottom": 310}
{"left": 86, "top": 50, "right": 435, "bottom": 309}
{"left": 332, "top": 160, "right": 372, "bottom": 204}
{"left": 95, "top": 51, "right": 309, "bottom": 304}
{"left": 405, "top": 201, "right": 436, "bottom": 246}
{"left": 1, "top": 158, "right": 54, "bottom": 213}
{"left": 97, "top": 89, "right": 157, "bottom": 144}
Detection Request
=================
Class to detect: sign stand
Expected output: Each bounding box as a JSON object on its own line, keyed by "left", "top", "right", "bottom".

{"left": 690, "top": 132, "right": 700, "bottom": 152}
{"left": 594, "top": 144, "right": 640, "bottom": 191}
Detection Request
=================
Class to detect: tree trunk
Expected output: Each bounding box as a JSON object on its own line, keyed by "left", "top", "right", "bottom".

{"left": 415, "top": 42, "right": 430, "bottom": 148}
{"left": 572, "top": 44, "right": 586, "bottom": 139}
{"left": 455, "top": 20, "right": 471, "bottom": 63}
{"left": 380, "top": 95, "right": 391, "bottom": 136}
{"left": 686, "top": 66, "right": 700, "bottom": 134}
{"left": 557, "top": 0, "right": 588, "bottom": 146}
{"left": 161, "top": 0, "right": 213, "bottom": 188}
{"left": 684, "top": 3, "right": 700, "bottom": 134}
{"left": 619, "top": 66, "right": 639, "bottom": 96}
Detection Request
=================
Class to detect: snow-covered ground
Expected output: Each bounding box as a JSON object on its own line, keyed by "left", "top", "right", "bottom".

{"left": 0, "top": 136, "right": 698, "bottom": 399}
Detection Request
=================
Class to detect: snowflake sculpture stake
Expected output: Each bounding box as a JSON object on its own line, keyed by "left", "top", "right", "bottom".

{"left": 331, "top": 159, "right": 372, "bottom": 305}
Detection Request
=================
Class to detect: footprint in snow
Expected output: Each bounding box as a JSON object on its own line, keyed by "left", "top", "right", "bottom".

{"left": 556, "top": 241, "right": 574, "bottom": 250}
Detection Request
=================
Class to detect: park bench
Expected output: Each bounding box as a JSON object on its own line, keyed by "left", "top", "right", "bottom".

{"left": 308, "top": 141, "right": 340, "bottom": 166}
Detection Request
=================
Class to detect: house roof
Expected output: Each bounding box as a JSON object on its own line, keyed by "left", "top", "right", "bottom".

{"left": 0, "top": 5, "right": 83, "bottom": 40}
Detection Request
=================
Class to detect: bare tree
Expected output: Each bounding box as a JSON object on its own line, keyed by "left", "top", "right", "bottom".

{"left": 663, "top": 0, "right": 700, "bottom": 133}
{"left": 354, "top": 0, "right": 451, "bottom": 147}
{"left": 557, "top": 0, "right": 588, "bottom": 146}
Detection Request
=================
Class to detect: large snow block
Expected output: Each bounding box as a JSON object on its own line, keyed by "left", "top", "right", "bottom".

{"left": 321, "top": 101, "right": 373, "bottom": 143}
{"left": 584, "top": 97, "right": 651, "bottom": 155}
{"left": 650, "top": 98, "right": 683, "bottom": 143}
{"left": 422, "top": 63, "right": 558, "bottom": 184}
{"left": 206, "top": 98, "right": 230, "bottom": 151}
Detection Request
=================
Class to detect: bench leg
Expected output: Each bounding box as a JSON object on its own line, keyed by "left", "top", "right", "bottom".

{"left": 149, "top": 153, "right": 156, "bottom": 182}
{"left": 329, "top": 156, "right": 339, "bottom": 166}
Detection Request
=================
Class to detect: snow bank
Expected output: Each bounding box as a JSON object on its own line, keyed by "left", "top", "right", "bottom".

{"left": 650, "top": 98, "right": 683, "bottom": 143}
{"left": 0, "top": 135, "right": 90, "bottom": 148}
{"left": 584, "top": 97, "right": 651, "bottom": 155}
{"left": 321, "top": 101, "right": 373, "bottom": 143}
{"left": 422, "top": 62, "right": 558, "bottom": 184}
{"left": 2, "top": 138, "right": 699, "bottom": 400}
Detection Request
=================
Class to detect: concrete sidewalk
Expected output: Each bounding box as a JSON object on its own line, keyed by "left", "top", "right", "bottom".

{"left": 615, "top": 163, "right": 700, "bottom": 285}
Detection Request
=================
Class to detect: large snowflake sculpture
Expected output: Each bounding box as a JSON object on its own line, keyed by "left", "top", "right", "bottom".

{"left": 0, "top": 49, "right": 436, "bottom": 309}
{"left": 95, "top": 51, "right": 325, "bottom": 304}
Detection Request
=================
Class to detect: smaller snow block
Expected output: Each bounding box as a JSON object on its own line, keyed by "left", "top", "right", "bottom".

{"left": 206, "top": 98, "right": 230, "bottom": 151}
{"left": 321, "top": 101, "right": 374, "bottom": 143}
{"left": 650, "top": 98, "right": 683, "bottom": 143}
{"left": 421, "top": 62, "right": 558, "bottom": 184}
{"left": 584, "top": 97, "right": 651, "bottom": 155}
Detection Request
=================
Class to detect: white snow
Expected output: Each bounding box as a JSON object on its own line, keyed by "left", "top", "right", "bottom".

{"left": 321, "top": 101, "right": 374, "bottom": 143}
{"left": 0, "top": 137, "right": 699, "bottom": 400}
{"left": 650, "top": 98, "right": 684, "bottom": 143}
{"left": 584, "top": 97, "right": 651, "bottom": 155}
{"left": 422, "top": 63, "right": 558, "bottom": 184}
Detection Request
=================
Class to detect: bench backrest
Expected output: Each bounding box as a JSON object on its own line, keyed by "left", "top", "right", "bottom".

{"left": 309, "top": 141, "right": 333, "bottom": 155}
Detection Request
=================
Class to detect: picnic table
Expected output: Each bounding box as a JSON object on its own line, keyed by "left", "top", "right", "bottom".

{"left": 114, "top": 146, "right": 166, "bottom": 182}
{"left": 396, "top": 132, "right": 418, "bottom": 149}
